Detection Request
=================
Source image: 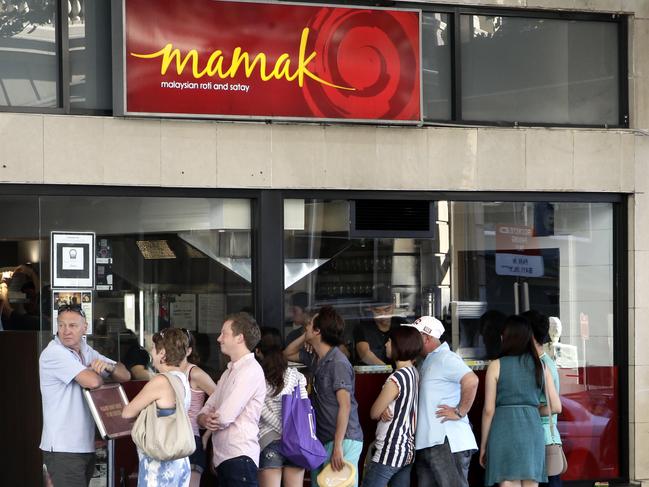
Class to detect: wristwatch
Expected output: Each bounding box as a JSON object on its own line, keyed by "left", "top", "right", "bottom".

{"left": 103, "top": 364, "right": 115, "bottom": 376}
{"left": 454, "top": 407, "right": 465, "bottom": 419}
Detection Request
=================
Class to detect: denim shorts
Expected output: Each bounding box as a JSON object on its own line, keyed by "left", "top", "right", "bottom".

{"left": 259, "top": 440, "right": 301, "bottom": 470}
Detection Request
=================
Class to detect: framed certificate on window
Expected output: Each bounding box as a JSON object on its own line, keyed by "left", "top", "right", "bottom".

{"left": 51, "top": 232, "right": 95, "bottom": 289}
{"left": 83, "top": 384, "right": 132, "bottom": 439}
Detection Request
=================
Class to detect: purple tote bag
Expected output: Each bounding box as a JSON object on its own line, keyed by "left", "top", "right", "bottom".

{"left": 279, "top": 386, "right": 327, "bottom": 470}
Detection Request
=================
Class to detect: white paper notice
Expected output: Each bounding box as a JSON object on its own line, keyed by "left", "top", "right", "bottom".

{"left": 170, "top": 294, "right": 196, "bottom": 330}
{"left": 62, "top": 247, "right": 84, "bottom": 270}
{"left": 198, "top": 294, "right": 225, "bottom": 334}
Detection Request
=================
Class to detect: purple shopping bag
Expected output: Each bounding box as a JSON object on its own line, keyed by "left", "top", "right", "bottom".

{"left": 279, "top": 386, "right": 328, "bottom": 470}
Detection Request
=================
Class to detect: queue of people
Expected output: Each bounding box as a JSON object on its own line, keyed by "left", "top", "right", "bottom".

{"left": 39, "top": 302, "right": 563, "bottom": 487}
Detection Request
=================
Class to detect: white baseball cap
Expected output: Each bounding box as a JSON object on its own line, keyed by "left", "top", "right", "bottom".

{"left": 403, "top": 316, "right": 445, "bottom": 339}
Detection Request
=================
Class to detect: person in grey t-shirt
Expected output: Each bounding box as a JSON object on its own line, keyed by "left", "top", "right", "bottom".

{"left": 285, "top": 306, "right": 363, "bottom": 487}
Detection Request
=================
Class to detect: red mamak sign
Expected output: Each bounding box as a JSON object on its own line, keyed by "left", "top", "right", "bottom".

{"left": 122, "top": 0, "right": 421, "bottom": 122}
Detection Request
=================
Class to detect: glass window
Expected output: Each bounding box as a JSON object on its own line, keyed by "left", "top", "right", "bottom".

{"left": 0, "top": 196, "right": 41, "bottom": 332}
{"left": 450, "top": 201, "right": 614, "bottom": 367}
{"left": 283, "top": 199, "right": 450, "bottom": 364}
{"left": 450, "top": 201, "right": 618, "bottom": 479}
{"left": 0, "top": 0, "right": 58, "bottom": 107}
{"left": 284, "top": 197, "right": 619, "bottom": 481}
{"left": 422, "top": 12, "right": 452, "bottom": 120}
{"left": 460, "top": 15, "right": 619, "bottom": 125}
{"left": 0, "top": 195, "right": 252, "bottom": 486}
{"left": 69, "top": 0, "right": 112, "bottom": 110}
{"left": 40, "top": 196, "right": 253, "bottom": 379}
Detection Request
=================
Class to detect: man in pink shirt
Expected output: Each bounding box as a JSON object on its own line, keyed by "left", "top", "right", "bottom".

{"left": 198, "top": 312, "right": 266, "bottom": 487}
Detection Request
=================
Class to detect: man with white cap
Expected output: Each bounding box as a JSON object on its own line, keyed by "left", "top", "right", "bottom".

{"left": 403, "top": 316, "right": 479, "bottom": 487}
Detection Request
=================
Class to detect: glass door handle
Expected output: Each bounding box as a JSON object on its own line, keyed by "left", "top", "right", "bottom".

{"left": 513, "top": 281, "right": 520, "bottom": 314}
{"left": 522, "top": 282, "right": 530, "bottom": 312}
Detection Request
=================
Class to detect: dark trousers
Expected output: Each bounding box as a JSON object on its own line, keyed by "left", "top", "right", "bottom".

{"left": 453, "top": 448, "right": 475, "bottom": 487}
{"left": 540, "top": 475, "right": 563, "bottom": 487}
{"left": 216, "top": 455, "right": 258, "bottom": 487}
{"left": 43, "top": 451, "right": 95, "bottom": 487}
{"left": 415, "top": 439, "right": 463, "bottom": 487}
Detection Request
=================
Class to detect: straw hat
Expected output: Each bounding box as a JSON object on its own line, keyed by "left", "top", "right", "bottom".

{"left": 316, "top": 460, "right": 356, "bottom": 487}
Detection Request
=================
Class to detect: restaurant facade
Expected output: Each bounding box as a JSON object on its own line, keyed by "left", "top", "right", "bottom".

{"left": 0, "top": 0, "right": 648, "bottom": 485}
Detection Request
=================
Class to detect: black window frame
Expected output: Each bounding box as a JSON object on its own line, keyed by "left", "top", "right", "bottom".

{"left": 280, "top": 0, "right": 630, "bottom": 128}
{"left": 0, "top": 1, "right": 629, "bottom": 127}
{"left": 280, "top": 187, "right": 629, "bottom": 483}
{"left": 0, "top": 183, "right": 630, "bottom": 483}
{"left": 443, "top": 6, "right": 629, "bottom": 128}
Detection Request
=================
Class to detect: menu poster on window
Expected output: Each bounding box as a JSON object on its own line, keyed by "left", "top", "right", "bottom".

{"left": 198, "top": 294, "right": 225, "bottom": 334}
{"left": 170, "top": 294, "right": 196, "bottom": 330}
{"left": 96, "top": 238, "right": 114, "bottom": 291}
{"left": 52, "top": 290, "right": 93, "bottom": 334}
{"left": 96, "top": 264, "right": 113, "bottom": 291}
{"left": 51, "top": 232, "right": 95, "bottom": 288}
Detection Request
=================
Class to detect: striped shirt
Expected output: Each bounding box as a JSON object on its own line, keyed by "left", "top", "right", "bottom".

{"left": 186, "top": 364, "right": 207, "bottom": 436}
{"left": 372, "top": 366, "right": 419, "bottom": 467}
{"left": 258, "top": 366, "right": 308, "bottom": 450}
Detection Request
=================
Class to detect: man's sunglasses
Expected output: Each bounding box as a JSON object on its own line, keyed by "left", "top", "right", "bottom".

{"left": 57, "top": 304, "right": 86, "bottom": 318}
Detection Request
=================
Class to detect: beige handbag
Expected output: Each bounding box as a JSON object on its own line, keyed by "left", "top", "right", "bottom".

{"left": 543, "top": 364, "right": 568, "bottom": 477}
{"left": 131, "top": 372, "right": 196, "bottom": 461}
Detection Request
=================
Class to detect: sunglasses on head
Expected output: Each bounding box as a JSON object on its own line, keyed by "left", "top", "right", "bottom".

{"left": 159, "top": 327, "right": 192, "bottom": 341}
{"left": 57, "top": 304, "right": 86, "bottom": 318}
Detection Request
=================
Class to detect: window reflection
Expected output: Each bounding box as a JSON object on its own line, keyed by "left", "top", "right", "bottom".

{"left": 283, "top": 197, "right": 619, "bottom": 479}
{"left": 283, "top": 199, "right": 614, "bottom": 369}
{"left": 40, "top": 196, "right": 253, "bottom": 380}
{"left": 0, "top": 0, "right": 57, "bottom": 107}
{"left": 451, "top": 201, "right": 614, "bottom": 368}
{"left": 283, "top": 199, "right": 451, "bottom": 365}
{"left": 422, "top": 12, "right": 452, "bottom": 120}
{"left": 460, "top": 15, "right": 619, "bottom": 125}
{"left": 69, "top": 0, "right": 112, "bottom": 110}
{"left": 0, "top": 196, "right": 41, "bottom": 331}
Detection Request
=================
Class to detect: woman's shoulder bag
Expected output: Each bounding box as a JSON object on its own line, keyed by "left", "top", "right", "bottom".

{"left": 131, "top": 372, "right": 196, "bottom": 461}
{"left": 543, "top": 362, "right": 568, "bottom": 477}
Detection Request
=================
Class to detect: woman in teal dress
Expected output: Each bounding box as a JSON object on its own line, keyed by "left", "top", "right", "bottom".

{"left": 479, "top": 315, "right": 561, "bottom": 487}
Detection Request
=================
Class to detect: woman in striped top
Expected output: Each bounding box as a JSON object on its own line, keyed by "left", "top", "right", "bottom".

{"left": 256, "top": 327, "right": 308, "bottom": 487}
{"left": 362, "top": 326, "right": 423, "bottom": 487}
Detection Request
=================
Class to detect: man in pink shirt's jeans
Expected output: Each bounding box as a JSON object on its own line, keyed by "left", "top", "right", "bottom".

{"left": 198, "top": 312, "right": 266, "bottom": 487}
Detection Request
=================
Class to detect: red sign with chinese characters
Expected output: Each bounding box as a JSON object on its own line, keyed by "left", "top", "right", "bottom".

{"left": 122, "top": 0, "right": 421, "bottom": 122}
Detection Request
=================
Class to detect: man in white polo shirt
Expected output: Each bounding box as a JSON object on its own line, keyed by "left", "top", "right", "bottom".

{"left": 40, "top": 304, "right": 130, "bottom": 487}
{"left": 404, "top": 316, "right": 479, "bottom": 487}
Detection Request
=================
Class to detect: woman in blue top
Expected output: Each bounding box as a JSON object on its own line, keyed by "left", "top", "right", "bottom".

{"left": 524, "top": 311, "right": 564, "bottom": 487}
{"left": 480, "top": 315, "right": 561, "bottom": 487}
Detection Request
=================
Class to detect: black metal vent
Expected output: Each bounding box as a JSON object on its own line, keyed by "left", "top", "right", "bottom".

{"left": 351, "top": 200, "right": 434, "bottom": 237}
